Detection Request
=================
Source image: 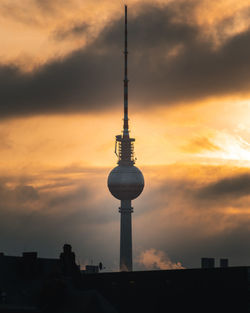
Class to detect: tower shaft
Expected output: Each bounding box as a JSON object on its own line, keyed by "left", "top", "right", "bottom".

{"left": 119, "top": 200, "right": 133, "bottom": 271}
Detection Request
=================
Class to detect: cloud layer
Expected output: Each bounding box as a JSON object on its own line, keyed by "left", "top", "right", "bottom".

{"left": 1, "top": 2, "right": 250, "bottom": 118}
{"left": 2, "top": 165, "right": 250, "bottom": 269}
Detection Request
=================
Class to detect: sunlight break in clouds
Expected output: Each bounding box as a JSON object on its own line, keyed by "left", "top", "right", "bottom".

{"left": 194, "top": 132, "right": 250, "bottom": 164}
{"left": 137, "top": 249, "right": 184, "bottom": 270}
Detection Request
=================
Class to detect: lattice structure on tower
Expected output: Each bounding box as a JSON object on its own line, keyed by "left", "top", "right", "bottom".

{"left": 115, "top": 135, "right": 135, "bottom": 165}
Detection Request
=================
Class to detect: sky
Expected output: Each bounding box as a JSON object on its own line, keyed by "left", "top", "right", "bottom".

{"left": 2, "top": 0, "right": 250, "bottom": 270}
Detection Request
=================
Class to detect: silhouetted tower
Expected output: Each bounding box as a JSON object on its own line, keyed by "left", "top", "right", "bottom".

{"left": 108, "top": 5, "right": 144, "bottom": 272}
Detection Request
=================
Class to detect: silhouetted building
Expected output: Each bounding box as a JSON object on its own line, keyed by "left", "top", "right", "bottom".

{"left": 59, "top": 244, "right": 79, "bottom": 276}
{"left": 201, "top": 257, "right": 215, "bottom": 268}
{"left": 220, "top": 258, "right": 229, "bottom": 267}
{"left": 83, "top": 267, "right": 250, "bottom": 313}
{"left": 1, "top": 246, "right": 250, "bottom": 312}
{"left": 0, "top": 245, "right": 116, "bottom": 313}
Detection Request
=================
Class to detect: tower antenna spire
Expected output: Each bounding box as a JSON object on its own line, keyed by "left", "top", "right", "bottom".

{"left": 123, "top": 4, "right": 129, "bottom": 137}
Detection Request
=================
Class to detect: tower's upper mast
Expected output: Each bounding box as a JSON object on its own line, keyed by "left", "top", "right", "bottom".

{"left": 123, "top": 5, "right": 129, "bottom": 138}
{"left": 115, "top": 5, "right": 135, "bottom": 165}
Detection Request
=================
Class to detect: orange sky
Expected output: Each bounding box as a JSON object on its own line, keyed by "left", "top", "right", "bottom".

{"left": 1, "top": 0, "right": 250, "bottom": 174}
{"left": 1, "top": 0, "right": 250, "bottom": 269}
{"left": 1, "top": 96, "right": 250, "bottom": 176}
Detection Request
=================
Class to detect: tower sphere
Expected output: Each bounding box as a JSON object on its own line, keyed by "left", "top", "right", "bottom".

{"left": 108, "top": 165, "right": 144, "bottom": 200}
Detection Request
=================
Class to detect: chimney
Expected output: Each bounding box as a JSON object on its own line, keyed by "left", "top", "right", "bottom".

{"left": 201, "top": 258, "right": 215, "bottom": 268}
{"left": 220, "top": 258, "right": 229, "bottom": 268}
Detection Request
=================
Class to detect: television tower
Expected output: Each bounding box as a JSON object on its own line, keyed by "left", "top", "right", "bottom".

{"left": 108, "top": 5, "right": 144, "bottom": 272}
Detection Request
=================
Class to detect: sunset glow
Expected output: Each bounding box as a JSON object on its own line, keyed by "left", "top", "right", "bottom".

{"left": 2, "top": 0, "right": 250, "bottom": 269}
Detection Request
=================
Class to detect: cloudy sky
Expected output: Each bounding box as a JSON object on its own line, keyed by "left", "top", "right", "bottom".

{"left": 2, "top": 0, "right": 250, "bottom": 270}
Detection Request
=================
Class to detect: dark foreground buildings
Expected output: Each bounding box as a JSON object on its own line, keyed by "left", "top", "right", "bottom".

{"left": 0, "top": 245, "right": 116, "bottom": 313}
{"left": 83, "top": 267, "right": 250, "bottom": 313}
{"left": 0, "top": 245, "right": 250, "bottom": 313}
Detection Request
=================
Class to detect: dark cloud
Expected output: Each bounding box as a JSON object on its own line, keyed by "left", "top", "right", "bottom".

{"left": 0, "top": 183, "right": 39, "bottom": 208}
{"left": 2, "top": 166, "right": 250, "bottom": 268}
{"left": 164, "top": 223, "right": 250, "bottom": 268}
{"left": 1, "top": 3, "right": 250, "bottom": 118}
{"left": 0, "top": 47, "right": 122, "bottom": 118}
{"left": 132, "top": 166, "right": 250, "bottom": 268}
{"left": 53, "top": 22, "right": 90, "bottom": 41}
{"left": 0, "top": 175, "right": 118, "bottom": 267}
{"left": 197, "top": 174, "right": 250, "bottom": 200}
{"left": 151, "top": 170, "right": 250, "bottom": 208}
